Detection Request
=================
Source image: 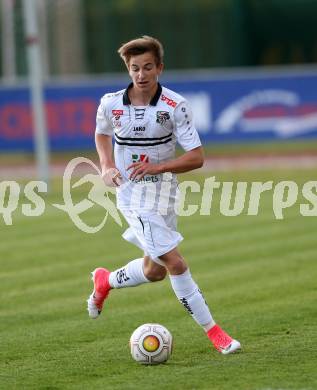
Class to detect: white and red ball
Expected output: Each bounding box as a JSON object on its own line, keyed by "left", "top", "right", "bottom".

{"left": 130, "top": 323, "right": 173, "bottom": 364}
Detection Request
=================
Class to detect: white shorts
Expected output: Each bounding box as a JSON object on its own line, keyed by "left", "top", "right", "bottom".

{"left": 120, "top": 209, "right": 183, "bottom": 265}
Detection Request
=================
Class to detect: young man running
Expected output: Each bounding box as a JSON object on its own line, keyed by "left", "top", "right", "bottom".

{"left": 87, "top": 36, "right": 241, "bottom": 355}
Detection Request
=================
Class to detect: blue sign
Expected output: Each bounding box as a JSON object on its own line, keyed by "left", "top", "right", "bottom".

{"left": 1, "top": 69, "right": 317, "bottom": 151}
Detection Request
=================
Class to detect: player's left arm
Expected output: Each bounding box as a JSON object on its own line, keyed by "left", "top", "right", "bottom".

{"left": 128, "top": 100, "right": 204, "bottom": 180}
{"left": 127, "top": 146, "right": 203, "bottom": 180}
{"left": 161, "top": 146, "right": 204, "bottom": 173}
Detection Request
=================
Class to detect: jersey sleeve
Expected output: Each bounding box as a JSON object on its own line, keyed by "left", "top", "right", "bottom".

{"left": 95, "top": 99, "right": 113, "bottom": 136}
{"left": 173, "top": 100, "right": 202, "bottom": 151}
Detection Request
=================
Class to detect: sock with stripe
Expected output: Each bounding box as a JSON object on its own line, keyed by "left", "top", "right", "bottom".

{"left": 169, "top": 268, "right": 215, "bottom": 330}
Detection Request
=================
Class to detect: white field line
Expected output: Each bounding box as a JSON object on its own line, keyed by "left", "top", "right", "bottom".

{"left": 201, "top": 154, "right": 317, "bottom": 172}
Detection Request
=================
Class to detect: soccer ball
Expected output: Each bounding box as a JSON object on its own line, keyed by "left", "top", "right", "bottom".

{"left": 129, "top": 323, "right": 173, "bottom": 364}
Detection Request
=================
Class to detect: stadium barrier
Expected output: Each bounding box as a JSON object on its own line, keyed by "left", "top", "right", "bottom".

{"left": 1, "top": 67, "right": 317, "bottom": 151}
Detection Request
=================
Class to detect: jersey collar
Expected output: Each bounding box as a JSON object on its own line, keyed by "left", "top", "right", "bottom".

{"left": 123, "top": 83, "right": 162, "bottom": 106}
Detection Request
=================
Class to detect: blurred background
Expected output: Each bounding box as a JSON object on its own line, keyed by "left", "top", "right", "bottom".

{"left": 1, "top": 0, "right": 317, "bottom": 179}
{"left": 3, "top": 0, "right": 317, "bottom": 76}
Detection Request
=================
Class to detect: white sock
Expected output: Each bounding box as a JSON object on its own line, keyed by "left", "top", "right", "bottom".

{"left": 109, "top": 258, "right": 150, "bottom": 288}
{"left": 169, "top": 269, "right": 215, "bottom": 329}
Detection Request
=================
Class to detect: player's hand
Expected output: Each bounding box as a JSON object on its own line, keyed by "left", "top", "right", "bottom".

{"left": 102, "top": 167, "right": 123, "bottom": 187}
{"left": 127, "top": 162, "right": 162, "bottom": 181}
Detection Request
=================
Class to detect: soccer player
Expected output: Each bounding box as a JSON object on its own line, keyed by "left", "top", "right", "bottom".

{"left": 87, "top": 36, "right": 241, "bottom": 355}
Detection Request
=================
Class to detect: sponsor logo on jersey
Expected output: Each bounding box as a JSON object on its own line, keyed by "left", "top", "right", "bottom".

{"left": 133, "top": 126, "right": 146, "bottom": 132}
{"left": 130, "top": 154, "right": 159, "bottom": 183}
{"left": 112, "top": 109, "right": 124, "bottom": 121}
{"left": 131, "top": 175, "right": 159, "bottom": 183}
{"left": 112, "top": 109, "right": 123, "bottom": 116}
{"left": 132, "top": 154, "right": 149, "bottom": 163}
{"left": 161, "top": 94, "right": 177, "bottom": 108}
{"left": 156, "top": 111, "right": 170, "bottom": 124}
{"left": 112, "top": 110, "right": 123, "bottom": 126}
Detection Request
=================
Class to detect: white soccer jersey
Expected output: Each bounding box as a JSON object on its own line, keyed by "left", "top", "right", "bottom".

{"left": 95, "top": 83, "right": 202, "bottom": 212}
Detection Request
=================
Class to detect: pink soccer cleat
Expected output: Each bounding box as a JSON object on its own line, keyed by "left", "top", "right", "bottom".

{"left": 87, "top": 267, "right": 111, "bottom": 319}
{"left": 207, "top": 324, "right": 241, "bottom": 355}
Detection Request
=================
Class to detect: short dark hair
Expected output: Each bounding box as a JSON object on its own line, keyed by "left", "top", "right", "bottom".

{"left": 118, "top": 35, "right": 164, "bottom": 66}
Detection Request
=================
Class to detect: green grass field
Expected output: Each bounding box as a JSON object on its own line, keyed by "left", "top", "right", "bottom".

{"left": 0, "top": 168, "right": 316, "bottom": 390}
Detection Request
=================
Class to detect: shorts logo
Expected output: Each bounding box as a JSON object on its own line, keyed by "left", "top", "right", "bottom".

{"left": 161, "top": 94, "right": 177, "bottom": 108}
{"left": 132, "top": 154, "right": 149, "bottom": 163}
{"left": 156, "top": 111, "right": 170, "bottom": 124}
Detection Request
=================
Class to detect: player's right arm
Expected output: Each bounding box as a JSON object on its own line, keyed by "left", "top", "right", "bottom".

{"left": 95, "top": 133, "right": 115, "bottom": 172}
{"left": 95, "top": 97, "right": 122, "bottom": 187}
{"left": 95, "top": 133, "right": 122, "bottom": 187}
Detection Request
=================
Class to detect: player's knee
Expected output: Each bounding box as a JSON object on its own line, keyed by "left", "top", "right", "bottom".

{"left": 166, "top": 260, "right": 187, "bottom": 275}
{"left": 144, "top": 267, "right": 167, "bottom": 282}
{"left": 159, "top": 252, "right": 187, "bottom": 275}
{"left": 165, "top": 254, "right": 187, "bottom": 275}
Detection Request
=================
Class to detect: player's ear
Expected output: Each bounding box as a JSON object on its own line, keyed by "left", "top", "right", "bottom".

{"left": 125, "top": 59, "right": 131, "bottom": 72}
{"left": 158, "top": 62, "right": 164, "bottom": 74}
{"left": 127, "top": 62, "right": 133, "bottom": 79}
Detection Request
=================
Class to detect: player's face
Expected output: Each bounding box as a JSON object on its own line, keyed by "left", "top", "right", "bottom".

{"left": 128, "top": 52, "right": 163, "bottom": 93}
